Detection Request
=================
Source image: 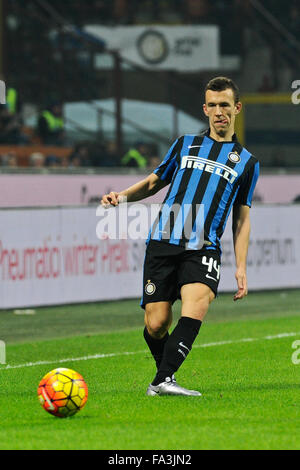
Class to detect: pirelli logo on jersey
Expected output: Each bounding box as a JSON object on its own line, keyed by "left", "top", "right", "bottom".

{"left": 181, "top": 156, "right": 238, "bottom": 184}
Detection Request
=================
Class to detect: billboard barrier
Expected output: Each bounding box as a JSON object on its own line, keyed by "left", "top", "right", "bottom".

{"left": 0, "top": 205, "right": 299, "bottom": 309}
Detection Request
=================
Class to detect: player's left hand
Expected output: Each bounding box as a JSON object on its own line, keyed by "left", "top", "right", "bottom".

{"left": 234, "top": 268, "right": 248, "bottom": 301}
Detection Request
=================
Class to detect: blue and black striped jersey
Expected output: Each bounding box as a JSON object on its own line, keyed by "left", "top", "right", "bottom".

{"left": 149, "top": 129, "right": 259, "bottom": 252}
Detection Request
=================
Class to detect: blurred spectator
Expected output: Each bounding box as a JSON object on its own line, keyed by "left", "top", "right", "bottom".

{"left": 45, "top": 155, "right": 61, "bottom": 168}
{"left": 71, "top": 0, "right": 111, "bottom": 26}
{"left": 37, "top": 102, "right": 65, "bottom": 146}
{"left": 134, "top": 0, "right": 155, "bottom": 24}
{"left": 69, "top": 154, "right": 82, "bottom": 168}
{"left": 0, "top": 104, "right": 29, "bottom": 145}
{"left": 112, "top": 0, "right": 132, "bottom": 25}
{"left": 7, "top": 152, "right": 18, "bottom": 168}
{"left": 121, "top": 142, "right": 148, "bottom": 169}
{"left": 1, "top": 151, "right": 18, "bottom": 168}
{"left": 156, "top": 0, "right": 183, "bottom": 24}
{"left": 69, "top": 143, "right": 92, "bottom": 167}
{"left": 88, "top": 139, "right": 120, "bottom": 167}
{"left": 184, "top": 0, "right": 213, "bottom": 24}
{"left": 148, "top": 155, "right": 161, "bottom": 171}
{"left": 145, "top": 143, "right": 160, "bottom": 171}
{"left": 6, "top": 86, "right": 22, "bottom": 116}
{"left": 0, "top": 76, "right": 24, "bottom": 128}
{"left": 60, "top": 155, "right": 70, "bottom": 168}
{"left": 29, "top": 152, "right": 45, "bottom": 168}
{"left": 234, "top": 0, "right": 252, "bottom": 12}
{"left": 92, "top": 1, "right": 111, "bottom": 24}
{"left": 288, "top": 4, "right": 300, "bottom": 40}
{"left": 101, "top": 140, "right": 120, "bottom": 166}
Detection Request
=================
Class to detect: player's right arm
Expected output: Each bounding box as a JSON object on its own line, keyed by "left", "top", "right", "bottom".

{"left": 101, "top": 136, "right": 181, "bottom": 207}
{"left": 101, "top": 173, "right": 167, "bottom": 207}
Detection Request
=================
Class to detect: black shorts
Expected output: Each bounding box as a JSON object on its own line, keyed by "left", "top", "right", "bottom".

{"left": 141, "top": 240, "right": 221, "bottom": 309}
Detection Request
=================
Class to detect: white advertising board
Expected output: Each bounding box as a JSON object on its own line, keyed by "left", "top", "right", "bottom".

{"left": 220, "top": 205, "right": 300, "bottom": 291}
{"left": 0, "top": 205, "right": 299, "bottom": 309}
{"left": 85, "top": 25, "right": 220, "bottom": 71}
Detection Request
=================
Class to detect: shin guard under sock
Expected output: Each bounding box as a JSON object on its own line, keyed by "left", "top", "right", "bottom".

{"left": 152, "top": 317, "right": 202, "bottom": 386}
{"left": 143, "top": 327, "right": 170, "bottom": 370}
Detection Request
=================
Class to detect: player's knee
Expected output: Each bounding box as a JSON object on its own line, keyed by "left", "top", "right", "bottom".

{"left": 145, "top": 317, "right": 170, "bottom": 339}
{"left": 144, "top": 305, "right": 171, "bottom": 339}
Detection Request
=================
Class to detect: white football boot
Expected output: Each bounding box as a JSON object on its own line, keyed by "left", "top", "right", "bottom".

{"left": 146, "top": 376, "right": 201, "bottom": 396}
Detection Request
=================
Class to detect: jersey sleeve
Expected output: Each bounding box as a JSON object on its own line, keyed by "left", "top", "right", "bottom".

{"left": 235, "top": 160, "right": 260, "bottom": 208}
{"left": 153, "top": 137, "right": 182, "bottom": 184}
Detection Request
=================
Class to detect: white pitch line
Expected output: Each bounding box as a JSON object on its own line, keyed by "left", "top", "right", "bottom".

{"left": 0, "top": 331, "right": 299, "bottom": 372}
{"left": 1, "top": 351, "right": 145, "bottom": 371}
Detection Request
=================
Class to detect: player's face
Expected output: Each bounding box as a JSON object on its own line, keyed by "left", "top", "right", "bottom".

{"left": 203, "top": 89, "right": 242, "bottom": 139}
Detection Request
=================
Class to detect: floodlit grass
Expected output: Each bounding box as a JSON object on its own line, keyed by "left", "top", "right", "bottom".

{"left": 0, "top": 290, "right": 299, "bottom": 450}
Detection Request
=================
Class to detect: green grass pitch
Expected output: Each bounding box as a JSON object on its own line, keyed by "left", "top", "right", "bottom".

{"left": 0, "top": 289, "right": 299, "bottom": 450}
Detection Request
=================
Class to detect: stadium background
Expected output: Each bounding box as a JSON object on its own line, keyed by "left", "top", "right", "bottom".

{"left": 0, "top": 0, "right": 300, "bottom": 451}
{"left": 0, "top": 0, "right": 299, "bottom": 307}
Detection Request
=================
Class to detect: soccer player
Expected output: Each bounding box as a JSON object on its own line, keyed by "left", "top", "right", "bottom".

{"left": 101, "top": 77, "right": 259, "bottom": 396}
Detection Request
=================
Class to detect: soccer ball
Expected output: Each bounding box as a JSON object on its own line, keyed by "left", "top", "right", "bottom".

{"left": 38, "top": 368, "right": 88, "bottom": 418}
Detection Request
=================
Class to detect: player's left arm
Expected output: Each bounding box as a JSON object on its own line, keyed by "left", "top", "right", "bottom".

{"left": 232, "top": 204, "right": 251, "bottom": 301}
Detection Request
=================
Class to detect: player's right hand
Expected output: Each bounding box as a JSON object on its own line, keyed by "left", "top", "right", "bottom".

{"left": 101, "top": 191, "right": 120, "bottom": 208}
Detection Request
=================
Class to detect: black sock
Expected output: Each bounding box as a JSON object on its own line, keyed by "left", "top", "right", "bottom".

{"left": 152, "top": 317, "right": 202, "bottom": 386}
{"left": 143, "top": 327, "right": 170, "bottom": 370}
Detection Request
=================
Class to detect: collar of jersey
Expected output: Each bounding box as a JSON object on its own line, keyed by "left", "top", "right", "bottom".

{"left": 202, "top": 128, "right": 239, "bottom": 144}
